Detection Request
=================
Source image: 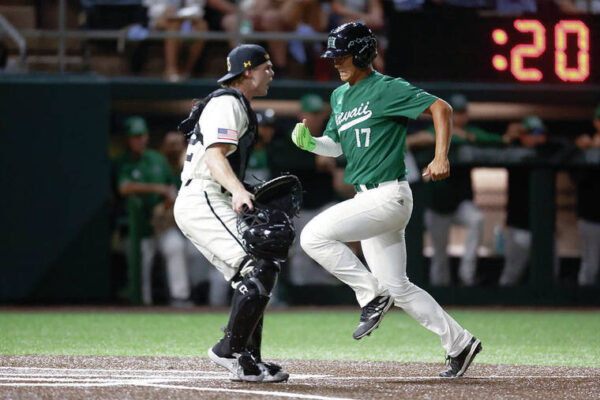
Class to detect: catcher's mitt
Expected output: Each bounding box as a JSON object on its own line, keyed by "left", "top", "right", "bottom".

{"left": 252, "top": 174, "right": 303, "bottom": 218}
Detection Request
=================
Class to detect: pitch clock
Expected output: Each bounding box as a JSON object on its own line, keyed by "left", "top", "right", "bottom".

{"left": 490, "top": 19, "right": 590, "bottom": 83}
{"left": 386, "top": 15, "right": 599, "bottom": 85}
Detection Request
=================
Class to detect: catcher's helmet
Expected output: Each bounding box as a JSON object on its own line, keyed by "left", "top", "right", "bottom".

{"left": 237, "top": 206, "right": 296, "bottom": 262}
{"left": 321, "top": 22, "right": 377, "bottom": 69}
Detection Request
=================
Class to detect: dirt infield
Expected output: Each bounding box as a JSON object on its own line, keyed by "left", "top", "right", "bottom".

{"left": 1, "top": 355, "right": 599, "bottom": 400}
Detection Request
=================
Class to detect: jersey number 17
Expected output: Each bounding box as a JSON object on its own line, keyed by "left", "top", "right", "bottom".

{"left": 355, "top": 128, "right": 371, "bottom": 147}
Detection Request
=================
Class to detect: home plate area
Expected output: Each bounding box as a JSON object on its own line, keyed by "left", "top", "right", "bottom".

{"left": 1, "top": 355, "right": 599, "bottom": 399}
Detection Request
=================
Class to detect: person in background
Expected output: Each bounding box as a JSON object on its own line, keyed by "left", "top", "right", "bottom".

{"left": 159, "top": 131, "right": 231, "bottom": 305}
{"left": 116, "top": 117, "right": 192, "bottom": 306}
{"left": 498, "top": 115, "right": 548, "bottom": 286}
{"left": 408, "top": 94, "right": 502, "bottom": 286}
{"left": 572, "top": 104, "right": 600, "bottom": 286}
{"left": 246, "top": 109, "right": 277, "bottom": 185}
{"left": 144, "top": 0, "right": 208, "bottom": 81}
{"left": 555, "top": 0, "right": 600, "bottom": 13}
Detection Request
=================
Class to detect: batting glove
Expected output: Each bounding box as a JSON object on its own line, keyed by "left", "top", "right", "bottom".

{"left": 291, "top": 123, "right": 316, "bottom": 151}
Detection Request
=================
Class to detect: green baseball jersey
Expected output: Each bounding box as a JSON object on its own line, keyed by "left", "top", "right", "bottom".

{"left": 116, "top": 149, "right": 175, "bottom": 237}
{"left": 323, "top": 71, "right": 437, "bottom": 185}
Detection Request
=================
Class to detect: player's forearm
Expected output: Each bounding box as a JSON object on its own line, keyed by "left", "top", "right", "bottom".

{"left": 205, "top": 148, "right": 246, "bottom": 195}
{"left": 430, "top": 99, "right": 452, "bottom": 159}
{"left": 313, "top": 136, "right": 343, "bottom": 157}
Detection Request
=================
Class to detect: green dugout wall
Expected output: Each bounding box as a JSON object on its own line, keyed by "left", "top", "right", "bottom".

{"left": 0, "top": 75, "right": 111, "bottom": 302}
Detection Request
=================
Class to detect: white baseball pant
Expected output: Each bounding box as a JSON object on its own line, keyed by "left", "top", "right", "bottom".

{"left": 137, "top": 227, "right": 191, "bottom": 305}
{"left": 425, "top": 200, "right": 484, "bottom": 286}
{"left": 174, "top": 179, "right": 248, "bottom": 282}
{"left": 301, "top": 180, "right": 473, "bottom": 357}
{"left": 578, "top": 218, "right": 600, "bottom": 286}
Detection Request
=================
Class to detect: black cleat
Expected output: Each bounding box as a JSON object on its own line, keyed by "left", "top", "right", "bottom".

{"left": 439, "top": 337, "right": 482, "bottom": 378}
{"left": 258, "top": 362, "right": 289, "bottom": 382}
{"left": 353, "top": 295, "right": 394, "bottom": 340}
{"left": 208, "top": 346, "right": 264, "bottom": 382}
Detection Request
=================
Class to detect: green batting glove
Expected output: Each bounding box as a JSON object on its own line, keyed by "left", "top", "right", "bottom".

{"left": 291, "top": 123, "right": 316, "bottom": 151}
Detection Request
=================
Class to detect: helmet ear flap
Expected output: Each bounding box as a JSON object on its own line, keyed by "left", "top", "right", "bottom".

{"left": 352, "top": 36, "right": 377, "bottom": 69}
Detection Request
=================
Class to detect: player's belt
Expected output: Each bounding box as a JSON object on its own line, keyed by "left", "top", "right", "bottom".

{"left": 183, "top": 178, "right": 228, "bottom": 194}
{"left": 353, "top": 175, "right": 406, "bottom": 193}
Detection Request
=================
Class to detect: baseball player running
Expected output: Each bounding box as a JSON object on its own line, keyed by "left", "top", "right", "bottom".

{"left": 174, "top": 44, "right": 289, "bottom": 382}
{"left": 292, "top": 22, "right": 482, "bottom": 377}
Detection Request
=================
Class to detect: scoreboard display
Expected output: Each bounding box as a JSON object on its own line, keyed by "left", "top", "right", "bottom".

{"left": 387, "top": 15, "right": 600, "bottom": 85}
{"left": 489, "top": 19, "right": 591, "bottom": 83}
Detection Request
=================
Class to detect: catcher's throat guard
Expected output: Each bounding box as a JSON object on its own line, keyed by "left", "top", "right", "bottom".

{"left": 237, "top": 175, "right": 302, "bottom": 261}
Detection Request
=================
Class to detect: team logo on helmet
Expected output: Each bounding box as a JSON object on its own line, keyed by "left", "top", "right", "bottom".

{"left": 226, "top": 57, "right": 231, "bottom": 72}
{"left": 328, "top": 37, "right": 336, "bottom": 49}
{"left": 348, "top": 36, "right": 372, "bottom": 49}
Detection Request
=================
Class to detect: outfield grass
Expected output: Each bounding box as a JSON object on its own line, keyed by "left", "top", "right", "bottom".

{"left": 1, "top": 309, "right": 599, "bottom": 367}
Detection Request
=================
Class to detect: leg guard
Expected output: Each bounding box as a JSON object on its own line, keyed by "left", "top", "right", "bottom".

{"left": 247, "top": 316, "right": 263, "bottom": 361}
{"left": 219, "top": 258, "right": 279, "bottom": 353}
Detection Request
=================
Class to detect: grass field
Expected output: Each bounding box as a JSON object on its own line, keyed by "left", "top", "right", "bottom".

{"left": 2, "top": 308, "right": 599, "bottom": 368}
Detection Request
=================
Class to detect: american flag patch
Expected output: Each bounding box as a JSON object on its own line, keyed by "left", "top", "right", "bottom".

{"left": 217, "top": 128, "right": 238, "bottom": 141}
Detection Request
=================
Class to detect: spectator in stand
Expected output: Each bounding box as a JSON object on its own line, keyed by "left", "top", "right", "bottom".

{"left": 572, "top": 104, "right": 600, "bottom": 286}
{"left": 495, "top": 0, "right": 537, "bottom": 14}
{"left": 391, "top": 0, "right": 424, "bottom": 11}
{"left": 498, "top": 115, "right": 548, "bottom": 286}
{"left": 222, "top": 0, "right": 328, "bottom": 73}
{"left": 144, "top": 0, "right": 208, "bottom": 81}
{"left": 330, "top": 0, "right": 386, "bottom": 71}
{"left": 555, "top": 0, "right": 600, "bottom": 13}
{"left": 204, "top": 0, "right": 237, "bottom": 32}
{"left": 116, "top": 117, "right": 192, "bottom": 306}
{"left": 408, "top": 94, "right": 502, "bottom": 286}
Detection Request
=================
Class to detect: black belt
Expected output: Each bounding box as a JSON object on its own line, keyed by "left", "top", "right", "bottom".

{"left": 353, "top": 175, "right": 406, "bottom": 193}
{"left": 184, "top": 179, "right": 227, "bottom": 193}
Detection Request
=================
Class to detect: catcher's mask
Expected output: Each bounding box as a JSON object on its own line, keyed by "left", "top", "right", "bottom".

{"left": 237, "top": 206, "right": 296, "bottom": 262}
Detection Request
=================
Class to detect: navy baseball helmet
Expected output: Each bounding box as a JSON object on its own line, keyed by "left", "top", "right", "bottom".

{"left": 218, "top": 44, "right": 271, "bottom": 84}
{"left": 321, "top": 22, "right": 377, "bottom": 69}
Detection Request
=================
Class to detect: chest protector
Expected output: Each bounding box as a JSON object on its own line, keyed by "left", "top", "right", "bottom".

{"left": 178, "top": 87, "right": 258, "bottom": 181}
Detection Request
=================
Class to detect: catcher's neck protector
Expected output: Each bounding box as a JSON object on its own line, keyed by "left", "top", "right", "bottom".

{"left": 177, "top": 87, "right": 258, "bottom": 182}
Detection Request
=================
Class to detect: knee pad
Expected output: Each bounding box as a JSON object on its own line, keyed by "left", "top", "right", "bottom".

{"left": 246, "top": 259, "right": 280, "bottom": 295}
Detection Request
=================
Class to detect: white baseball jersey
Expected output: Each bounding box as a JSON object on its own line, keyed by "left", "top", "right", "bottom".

{"left": 181, "top": 95, "right": 249, "bottom": 183}
{"left": 175, "top": 94, "right": 251, "bottom": 281}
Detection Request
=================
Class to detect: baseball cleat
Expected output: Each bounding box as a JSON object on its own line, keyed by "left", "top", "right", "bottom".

{"left": 258, "top": 362, "right": 289, "bottom": 382}
{"left": 353, "top": 295, "right": 394, "bottom": 340}
{"left": 231, "top": 361, "right": 289, "bottom": 383}
{"left": 439, "top": 337, "right": 482, "bottom": 378}
{"left": 208, "top": 347, "right": 264, "bottom": 382}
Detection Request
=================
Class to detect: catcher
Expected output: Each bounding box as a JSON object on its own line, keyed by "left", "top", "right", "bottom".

{"left": 173, "top": 43, "right": 301, "bottom": 383}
